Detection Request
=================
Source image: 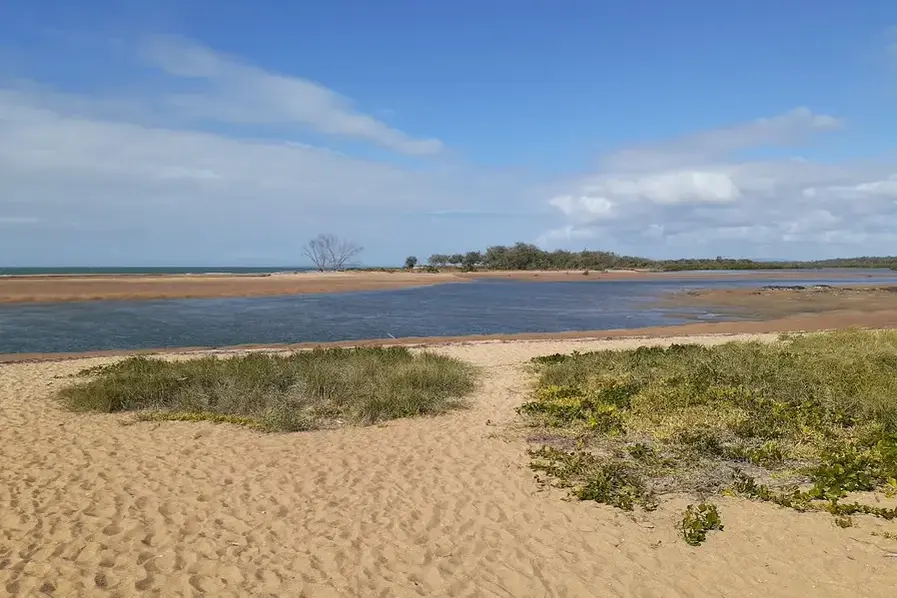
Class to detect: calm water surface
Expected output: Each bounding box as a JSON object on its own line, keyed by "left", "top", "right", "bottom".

{"left": 2, "top": 272, "right": 895, "bottom": 354}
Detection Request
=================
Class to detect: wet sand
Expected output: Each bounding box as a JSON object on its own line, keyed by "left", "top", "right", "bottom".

{"left": 3, "top": 268, "right": 893, "bottom": 304}
{"left": 3, "top": 333, "right": 897, "bottom": 597}
{"left": 666, "top": 285, "right": 897, "bottom": 320}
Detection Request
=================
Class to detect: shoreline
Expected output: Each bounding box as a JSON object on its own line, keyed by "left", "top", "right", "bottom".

{"left": 1, "top": 268, "right": 895, "bottom": 304}
{"left": 4, "top": 308, "right": 897, "bottom": 363}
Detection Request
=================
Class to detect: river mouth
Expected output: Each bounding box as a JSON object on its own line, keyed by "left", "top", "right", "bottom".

{"left": 2, "top": 272, "right": 896, "bottom": 354}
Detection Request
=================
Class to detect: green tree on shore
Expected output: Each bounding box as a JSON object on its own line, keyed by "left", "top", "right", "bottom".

{"left": 427, "top": 254, "right": 449, "bottom": 267}
{"left": 421, "top": 242, "right": 897, "bottom": 272}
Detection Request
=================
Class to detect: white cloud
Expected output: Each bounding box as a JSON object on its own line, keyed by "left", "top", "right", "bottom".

{"left": 604, "top": 107, "right": 841, "bottom": 172}
{"left": 0, "top": 89, "right": 424, "bottom": 201}
{"left": 549, "top": 195, "right": 614, "bottom": 223}
{"left": 543, "top": 109, "right": 897, "bottom": 258}
{"left": 0, "top": 84, "right": 532, "bottom": 264}
{"left": 3, "top": 31, "right": 896, "bottom": 265}
{"left": 544, "top": 169, "right": 742, "bottom": 232}
{"left": 138, "top": 35, "right": 442, "bottom": 156}
{"left": 603, "top": 171, "right": 740, "bottom": 204}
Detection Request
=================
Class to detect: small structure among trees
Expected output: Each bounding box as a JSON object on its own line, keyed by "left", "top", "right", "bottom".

{"left": 303, "top": 234, "right": 363, "bottom": 271}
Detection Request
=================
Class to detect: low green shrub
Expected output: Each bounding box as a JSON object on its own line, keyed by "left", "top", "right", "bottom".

{"left": 522, "top": 330, "right": 897, "bottom": 544}
{"left": 60, "top": 348, "right": 477, "bottom": 432}
{"left": 530, "top": 446, "right": 657, "bottom": 511}
{"left": 681, "top": 503, "right": 724, "bottom": 546}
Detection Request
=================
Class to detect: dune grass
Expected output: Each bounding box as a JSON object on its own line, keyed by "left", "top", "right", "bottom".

{"left": 60, "top": 347, "right": 477, "bottom": 431}
{"left": 522, "top": 330, "right": 897, "bottom": 543}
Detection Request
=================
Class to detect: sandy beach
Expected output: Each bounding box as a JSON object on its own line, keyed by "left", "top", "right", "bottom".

{"left": 3, "top": 333, "right": 897, "bottom": 597}
{"left": 3, "top": 268, "right": 894, "bottom": 304}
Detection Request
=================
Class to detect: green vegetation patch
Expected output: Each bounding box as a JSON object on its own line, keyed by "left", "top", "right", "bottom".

{"left": 681, "top": 503, "right": 724, "bottom": 546}
{"left": 60, "top": 347, "right": 477, "bottom": 432}
{"left": 523, "top": 330, "right": 897, "bottom": 543}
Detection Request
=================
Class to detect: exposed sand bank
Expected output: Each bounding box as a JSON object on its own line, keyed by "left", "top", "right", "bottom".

{"left": 3, "top": 333, "right": 897, "bottom": 596}
{"left": 0, "top": 271, "right": 460, "bottom": 304}
{"left": 3, "top": 268, "right": 894, "bottom": 304}
{"left": 666, "top": 285, "right": 897, "bottom": 320}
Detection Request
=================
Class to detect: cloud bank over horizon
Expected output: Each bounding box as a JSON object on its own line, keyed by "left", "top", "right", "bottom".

{"left": 541, "top": 108, "right": 897, "bottom": 254}
{"left": 1, "top": 31, "right": 896, "bottom": 265}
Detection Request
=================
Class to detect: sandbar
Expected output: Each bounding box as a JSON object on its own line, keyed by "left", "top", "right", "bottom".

{"left": 2, "top": 268, "right": 894, "bottom": 303}
{"left": 664, "top": 284, "right": 897, "bottom": 320}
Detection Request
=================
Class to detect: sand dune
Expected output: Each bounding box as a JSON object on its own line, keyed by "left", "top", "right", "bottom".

{"left": 3, "top": 334, "right": 897, "bottom": 596}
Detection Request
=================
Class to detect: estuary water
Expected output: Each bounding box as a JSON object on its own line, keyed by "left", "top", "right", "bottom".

{"left": 2, "top": 271, "right": 895, "bottom": 354}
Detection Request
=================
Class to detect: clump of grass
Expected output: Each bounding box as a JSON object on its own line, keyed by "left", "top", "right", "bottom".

{"left": 522, "top": 330, "right": 897, "bottom": 542}
{"left": 59, "top": 347, "right": 477, "bottom": 432}
{"left": 681, "top": 503, "right": 724, "bottom": 546}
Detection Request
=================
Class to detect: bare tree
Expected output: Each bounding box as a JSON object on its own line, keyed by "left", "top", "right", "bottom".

{"left": 303, "top": 234, "right": 363, "bottom": 271}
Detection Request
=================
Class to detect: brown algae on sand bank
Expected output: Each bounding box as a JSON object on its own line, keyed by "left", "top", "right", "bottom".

{"left": 58, "top": 347, "right": 478, "bottom": 431}
{"left": 521, "top": 329, "right": 897, "bottom": 545}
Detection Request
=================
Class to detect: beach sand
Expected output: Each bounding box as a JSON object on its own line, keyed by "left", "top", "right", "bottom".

{"left": 3, "top": 333, "right": 897, "bottom": 597}
{"left": 3, "top": 268, "right": 894, "bottom": 304}
{"left": 0, "top": 271, "right": 460, "bottom": 304}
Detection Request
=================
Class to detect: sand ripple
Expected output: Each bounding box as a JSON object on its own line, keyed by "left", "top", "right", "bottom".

{"left": 2, "top": 335, "right": 897, "bottom": 596}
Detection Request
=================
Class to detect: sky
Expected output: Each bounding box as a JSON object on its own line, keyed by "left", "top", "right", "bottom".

{"left": 1, "top": 0, "right": 896, "bottom": 266}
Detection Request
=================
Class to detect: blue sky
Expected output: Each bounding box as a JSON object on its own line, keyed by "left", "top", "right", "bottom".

{"left": 1, "top": 0, "right": 895, "bottom": 266}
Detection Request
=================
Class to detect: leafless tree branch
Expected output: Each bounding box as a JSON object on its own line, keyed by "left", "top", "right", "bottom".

{"left": 303, "top": 234, "right": 363, "bottom": 271}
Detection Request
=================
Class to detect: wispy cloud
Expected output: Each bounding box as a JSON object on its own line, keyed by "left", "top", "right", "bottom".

{"left": 0, "top": 88, "right": 443, "bottom": 213}
{"left": 0, "top": 84, "right": 526, "bottom": 263}
{"left": 138, "top": 35, "right": 443, "bottom": 156}
{"left": 604, "top": 108, "right": 841, "bottom": 172}
{"left": 0, "top": 216, "right": 40, "bottom": 225}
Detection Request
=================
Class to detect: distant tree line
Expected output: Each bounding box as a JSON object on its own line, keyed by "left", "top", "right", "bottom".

{"left": 426, "top": 243, "right": 653, "bottom": 271}
{"left": 424, "top": 243, "right": 897, "bottom": 272}
{"left": 303, "top": 235, "right": 897, "bottom": 272}
{"left": 653, "top": 256, "right": 897, "bottom": 272}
